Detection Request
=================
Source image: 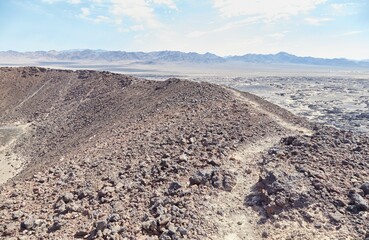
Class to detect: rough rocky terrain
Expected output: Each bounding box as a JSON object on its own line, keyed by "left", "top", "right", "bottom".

{"left": 0, "top": 67, "right": 368, "bottom": 239}
{"left": 247, "top": 127, "right": 369, "bottom": 239}
{"left": 196, "top": 76, "right": 369, "bottom": 133}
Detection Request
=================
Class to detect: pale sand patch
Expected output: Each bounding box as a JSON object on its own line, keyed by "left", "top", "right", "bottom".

{"left": 0, "top": 123, "right": 30, "bottom": 185}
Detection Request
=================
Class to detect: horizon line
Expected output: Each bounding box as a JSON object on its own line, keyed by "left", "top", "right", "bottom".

{"left": 0, "top": 49, "right": 367, "bottom": 61}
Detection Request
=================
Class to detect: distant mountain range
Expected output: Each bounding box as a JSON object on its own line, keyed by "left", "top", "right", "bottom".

{"left": 226, "top": 52, "right": 368, "bottom": 67}
{"left": 1, "top": 50, "right": 368, "bottom": 67}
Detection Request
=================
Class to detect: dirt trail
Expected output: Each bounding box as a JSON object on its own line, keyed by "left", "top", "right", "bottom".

{"left": 14, "top": 80, "right": 49, "bottom": 110}
{"left": 209, "top": 89, "right": 313, "bottom": 239}
{"left": 228, "top": 88, "right": 313, "bottom": 136}
{"left": 209, "top": 136, "right": 281, "bottom": 240}
{"left": 0, "top": 123, "right": 30, "bottom": 185}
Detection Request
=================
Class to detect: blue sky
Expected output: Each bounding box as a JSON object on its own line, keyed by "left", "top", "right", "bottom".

{"left": 0, "top": 0, "right": 368, "bottom": 59}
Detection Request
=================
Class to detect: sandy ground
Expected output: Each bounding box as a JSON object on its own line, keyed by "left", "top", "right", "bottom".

{"left": 0, "top": 123, "right": 29, "bottom": 185}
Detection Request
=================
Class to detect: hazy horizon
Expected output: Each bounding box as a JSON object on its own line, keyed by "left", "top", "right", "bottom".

{"left": 1, "top": 0, "right": 368, "bottom": 60}
{"left": 1, "top": 49, "right": 368, "bottom": 62}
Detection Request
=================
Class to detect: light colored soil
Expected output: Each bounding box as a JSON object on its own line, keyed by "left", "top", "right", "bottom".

{"left": 209, "top": 136, "right": 282, "bottom": 240}
{"left": 0, "top": 123, "right": 30, "bottom": 185}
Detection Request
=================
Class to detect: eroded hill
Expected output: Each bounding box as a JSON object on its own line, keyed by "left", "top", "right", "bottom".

{"left": 0, "top": 67, "right": 367, "bottom": 240}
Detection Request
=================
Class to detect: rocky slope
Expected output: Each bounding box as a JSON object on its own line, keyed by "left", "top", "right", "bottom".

{"left": 0, "top": 67, "right": 367, "bottom": 239}
{"left": 248, "top": 127, "right": 369, "bottom": 239}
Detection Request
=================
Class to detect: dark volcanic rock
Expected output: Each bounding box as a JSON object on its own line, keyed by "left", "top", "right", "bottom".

{"left": 361, "top": 182, "right": 369, "bottom": 195}
{"left": 348, "top": 191, "right": 369, "bottom": 212}
{"left": 247, "top": 127, "right": 369, "bottom": 239}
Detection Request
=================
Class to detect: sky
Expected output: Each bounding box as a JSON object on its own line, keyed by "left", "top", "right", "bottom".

{"left": 0, "top": 0, "right": 368, "bottom": 59}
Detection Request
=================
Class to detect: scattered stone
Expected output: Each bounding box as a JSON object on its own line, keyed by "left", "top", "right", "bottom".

{"left": 95, "top": 220, "right": 107, "bottom": 231}
{"left": 142, "top": 219, "right": 160, "bottom": 235}
{"left": 21, "top": 217, "right": 35, "bottom": 230}
{"left": 348, "top": 191, "right": 369, "bottom": 212}
{"left": 329, "top": 212, "right": 343, "bottom": 224}
{"left": 48, "top": 220, "right": 63, "bottom": 232}
{"left": 74, "top": 230, "right": 89, "bottom": 238}
{"left": 223, "top": 172, "right": 237, "bottom": 191}
{"left": 178, "top": 154, "right": 188, "bottom": 162}
{"left": 11, "top": 211, "right": 23, "bottom": 220}
{"left": 66, "top": 202, "right": 81, "bottom": 212}
{"left": 62, "top": 192, "right": 74, "bottom": 203}
{"left": 168, "top": 182, "right": 182, "bottom": 195}
{"left": 108, "top": 213, "right": 121, "bottom": 222}
{"left": 54, "top": 200, "right": 66, "bottom": 214}
{"left": 361, "top": 183, "right": 369, "bottom": 195}
{"left": 189, "top": 170, "right": 211, "bottom": 186}
{"left": 177, "top": 226, "right": 188, "bottom": 236}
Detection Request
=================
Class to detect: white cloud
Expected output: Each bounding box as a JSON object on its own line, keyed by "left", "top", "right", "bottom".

{"left": 80, "top": 7, "right": 91, "bottom": 18}
{"left": 332, "top": 30, "right": 366, "bottom": 37}
{"left": 188, "top": 16, "right": 263, "bottom": 37}
{"left": 191, "top": 0, "right": 327, "bottom": 37}
{"left": 330, "top": 2, "right": 357, "bottom": 11}
{"left": 101, "top": 0, "right": 177, "bottom": 29}
{"left": 305, "top": 17, "right": 333, "bottom": 25}
{"left": 42, "top": 0, "right": 81, "bottom": 4}
{"left": 343, "top": 30, "right": 364, "bottom": 36}
{"left": 330, "top": 2, "right": 359, "bottom": 16}
{"left": 42, "top": 0, "right": 60, "bottom": 3}
{"left": 331, "top": 3, "right": 346, "bottom": 11}
{"left": 212, "top": 0, "right": 326, "bottom": 20}
{"left": 94, "top": 15, "right": 110, "bottom": 23}
{"left": 150, "top": 0, "right": 177, "bottom": 10}
{"left": 110, "top": 0, "right": 161, "bottom": 28}
{"left": 42, "top": 0, "right": 177, "bottom": 30}
{"left": 118, "top": 24, "right": 145, "bottom": 32}
{"left": 269, "top": 31, "right": 289, "bottom": 40}
{"left": 130, "top": 25, "right": 145, "bottom": 31}
{"left": 78, "top": 7, "right": 112, "bottom": 24}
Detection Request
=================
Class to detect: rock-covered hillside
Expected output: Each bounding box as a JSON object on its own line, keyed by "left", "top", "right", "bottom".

{"left": 0, "top": 67, "right": 368, "bottom": 239}
{"left": 247, "top": 127, "right": 369, "bottom": 239}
